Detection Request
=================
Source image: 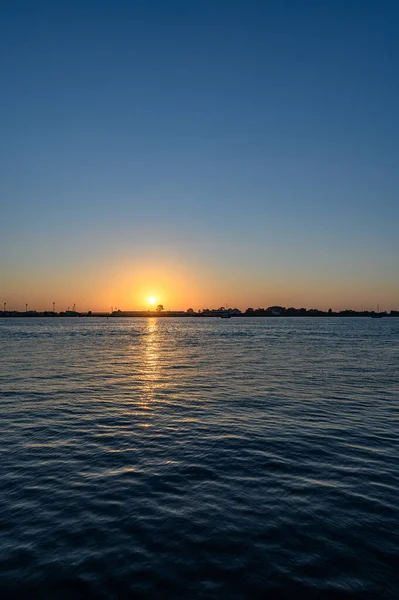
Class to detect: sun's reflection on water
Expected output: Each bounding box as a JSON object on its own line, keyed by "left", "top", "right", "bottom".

{"left": 139, "top": 318, "right": 160, "bottom": 409}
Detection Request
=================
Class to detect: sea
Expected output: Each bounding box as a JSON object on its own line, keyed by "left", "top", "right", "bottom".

{"left": 0, "top": 317, "right": 398, "bottom": 599}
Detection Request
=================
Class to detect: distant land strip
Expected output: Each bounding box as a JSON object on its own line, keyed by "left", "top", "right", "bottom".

{"left": 1, "top": 307, "right": 398, "bottom": 318}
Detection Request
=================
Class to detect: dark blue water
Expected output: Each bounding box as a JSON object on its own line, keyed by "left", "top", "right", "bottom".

{"left": 1, "top": 317, "right": 398, "bottom": 599}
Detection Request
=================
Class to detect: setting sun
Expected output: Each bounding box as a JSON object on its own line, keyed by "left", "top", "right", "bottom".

{"left": 148, "top": 296, "right": 157, "bottom": 306}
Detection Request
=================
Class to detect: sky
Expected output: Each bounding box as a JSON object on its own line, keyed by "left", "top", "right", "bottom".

{"left": 1, "top": 0, "right": 398, "bottom": 312}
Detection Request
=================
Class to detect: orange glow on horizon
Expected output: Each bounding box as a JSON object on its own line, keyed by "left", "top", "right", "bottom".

{"left": 3, "top": 253, "right": 398, "bottom": 313}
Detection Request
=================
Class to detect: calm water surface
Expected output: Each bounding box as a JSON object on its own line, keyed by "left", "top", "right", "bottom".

{"left": 0, "top": 317, "right": 398, "bottom": 598}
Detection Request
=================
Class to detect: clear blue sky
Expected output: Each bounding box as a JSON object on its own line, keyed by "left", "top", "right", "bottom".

{"left": 1, "top": 0, "right": 398, "bottom": 311}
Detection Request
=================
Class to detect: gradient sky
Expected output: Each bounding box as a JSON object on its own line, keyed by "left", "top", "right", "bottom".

{"left": 1, "top": 0, "right": 398, "bottom": 311}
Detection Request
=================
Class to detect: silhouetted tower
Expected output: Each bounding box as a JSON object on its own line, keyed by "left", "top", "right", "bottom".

{"left": 53, "top": 302, "right": 55, "bottom": 313}
{"left": 25, "top": 303, "right": 28, "bottom": 312}
{"left": 72, "top": 303, "right": 76, "bottom": 312}
{"left": 3, "top": 302, "right": 6, "bottom": 312}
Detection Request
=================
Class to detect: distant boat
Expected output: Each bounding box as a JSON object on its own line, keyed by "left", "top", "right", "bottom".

{"left": 220, "top": 313, "right": 232, "bottom": 319}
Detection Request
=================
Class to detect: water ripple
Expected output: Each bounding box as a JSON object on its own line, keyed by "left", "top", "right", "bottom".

{"left": 0, "top": 317, "right": 398, "bottom": 598}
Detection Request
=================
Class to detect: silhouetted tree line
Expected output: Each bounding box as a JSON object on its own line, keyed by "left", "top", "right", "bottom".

{"left": 242, "top": 306, "right": 390, "bottom": 317}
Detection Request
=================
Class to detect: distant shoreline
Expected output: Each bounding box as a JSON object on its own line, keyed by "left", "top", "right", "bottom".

{"left": 1, "top": 311, "right": 398, "bottom": 319}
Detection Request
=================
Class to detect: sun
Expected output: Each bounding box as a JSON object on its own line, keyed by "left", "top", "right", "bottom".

{"left": 148, "top": 296, "right": 157, "bottom": 306}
